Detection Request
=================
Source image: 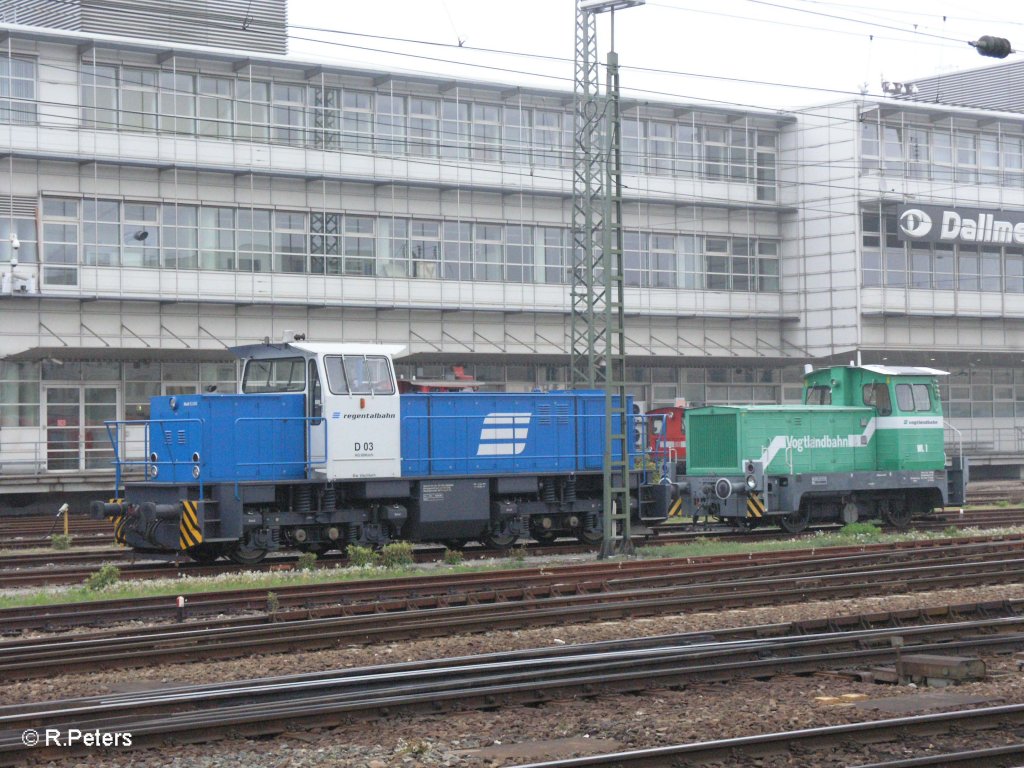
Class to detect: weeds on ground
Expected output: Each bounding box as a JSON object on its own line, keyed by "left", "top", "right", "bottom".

{"left": 346, "top": 544, "right": 380, "bottom": 568}
{"left": 442, "top": 548, "right": 464, "bottom": 566}
{"left": 295, "top": 551, "right": 318, "bottom": 572}
{"left": 84, "top": 564, "right": 121, "bottom": 591}
{"left": 50, "top": 534, "right": 73, "bottom": 550}
{"left": 380, "top": 541, "right": 415, "bottom": 569}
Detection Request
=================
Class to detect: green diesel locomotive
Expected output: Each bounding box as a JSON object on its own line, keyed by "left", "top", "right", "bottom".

{"left": 668, "top": 364, "right": 967, "bottom": 532}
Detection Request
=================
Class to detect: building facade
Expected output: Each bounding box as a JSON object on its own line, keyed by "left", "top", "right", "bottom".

{"left": 0, "top": 3, "right": 1022, "bottom": 502}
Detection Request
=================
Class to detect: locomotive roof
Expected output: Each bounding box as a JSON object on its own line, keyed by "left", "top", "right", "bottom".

{"left": 230, "top": 342, "right": 407, "bottom": 360}
{"left": 810, "top": 364, "right": 948, "bottom": 377}
{"left": 855, "top": 365, "right": 948, "bottom": 377}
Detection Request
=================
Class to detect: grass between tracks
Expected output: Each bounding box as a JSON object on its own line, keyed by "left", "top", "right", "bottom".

{"left": 2, "top": 523, "right": 1024, "bottom": 611}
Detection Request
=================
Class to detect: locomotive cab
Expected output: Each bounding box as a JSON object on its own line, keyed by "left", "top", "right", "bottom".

{"left": 236, "top": 342, "right": 404, "bottom": 481}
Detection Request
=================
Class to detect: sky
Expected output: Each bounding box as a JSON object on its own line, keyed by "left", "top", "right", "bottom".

{"left": 284, "top": 0, "right": 1021, "bottom": 113}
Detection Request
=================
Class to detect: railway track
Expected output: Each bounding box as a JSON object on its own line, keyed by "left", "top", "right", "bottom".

{"left": 8, "top": 534, "right": 1020, "bottom": 633}
{"left": 517, "top": 705, "right": 1024, "bottom": 767}
{"left": 2, "top": 601, "right": 1022, "bottom": 766}
{"left": 4, "top": 537, "right": 1024, "bottom": 678}
{"left": 3, "top": 506, "right": 1024, "bottom": 588}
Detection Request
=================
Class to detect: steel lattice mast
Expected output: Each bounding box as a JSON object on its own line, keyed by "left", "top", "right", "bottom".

{"left": 571, "top": 1, "right": 643, "bottom": 558}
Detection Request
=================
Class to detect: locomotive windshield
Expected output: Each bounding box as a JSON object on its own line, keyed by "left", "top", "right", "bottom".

{"left": 895, "top": 383, "right": 932, "bottom": 412}
{"left": 241, "top": 357, "right": 306, "bottom": 393}
{"left": 324, "top": 355, "right": 395, "bottom": 395}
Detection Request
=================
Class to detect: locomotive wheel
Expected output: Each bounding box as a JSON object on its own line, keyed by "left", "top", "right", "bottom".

{"left": 778, "top": 508, "right": 810, "bottom": 534}
{"left": 482, "top": 523, "right": 517, "bottom": 550}
{"left": 733, "top": 517, "right": 759, "bottom": 533}
{"left": 186, "top": 543, "right": 222, "bottom": 565}
{"left": 443, "top": 539, "right": 468, "bottom": 551}
{"left": 880, "top": 499, "right": 912, "bottom": 529}
{"left": 226, "top": 542, "right": 268, "bottom": 565}
{"left": 576, "top": 527, "right": 604, "bottom": 545}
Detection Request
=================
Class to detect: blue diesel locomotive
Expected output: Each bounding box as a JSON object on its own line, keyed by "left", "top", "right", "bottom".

{"left": 92, "top": 342, "right": 664, "bottom": 563}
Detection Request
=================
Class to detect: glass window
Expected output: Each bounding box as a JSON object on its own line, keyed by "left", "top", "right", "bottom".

{"left": 310, "top": 85, "right": 340, "bottom": 149}
{"left": 325, "top": 355, "right": 394, "bottom": 395}
{"left": 120, "top": 68, "right": 157, "bottom": 132}
{"left": 199, "top": 207, "right": 234, "bottom": 270}
{"left": 862, "top": 383, "right": 892, "bottom": 415}
{"left": 122, "top": 202, "right": 159, "bottom": 268}
{"left": 158, "top": 71, "right": 195, "bottom": 135}
{"left": 82, "top": 199, "right": 121, "bottom": 267}
{"left": 375, "top": 94, "right": 405, "bottom": 155}
{"left": 895, "top": 383, "right": 915, "bottom": 412}
{"left": 343, "top": 216, "right": 375, "bottom": 276}
{"left": 648, "top": 121, "right": 672, "bottom": 175}
{"left": 678, "top": 234, "right": 701, "bottom": 290}
{"left": 471, "top": 223, "right": 502, "bottom": 282}
{"left": 805, "top": 385, "right": 831, "bottom": 405}
{"left": 236, "top": 80, "right": 270, "bottom": 141}
{"left": 934, "top": 244, "right": 955, "bottom": 290}
{"left": 236, "top": 208, "right": 271, "bottom": 272}
{"left": 674, "top": 123, "right": 697, "bottom": 177}
{"left": 342, "top": 90, "right": 373, "bottom": 151}
{"left": 955, "top": 132, "right": 977, "bottom": 183}
{"left": 241, "top": 357, "right": 305, "bottom": 393}
{"left": 161, "top": 205, "right": 198, "bottom": 270}
{"left": 932, "top": 129, "right": 953, "bottom": 182}
{"left": 0, "top": 55, "right": 36, "bottom": 125}
{"left": 271, "top": 83, "right": 305, "bottom": 145}
{"left": 505, "top": 224, "right": 533, "bottom": 283}
{"left": 503, "top": 105, "right": 529, "bottom": 165}
{"left": 441, "top": 99, "right": 470, "bottom": 160}
{"left": 378, "top": 217, "right": 409, "bottom": 277}
{"left": 274, "top": 211, "right": 307, "bottom": 273}
{"left": 543, "top": 227, "right": 567, "bottom": 284}
{"left": 408, "top": 97, "right": 438, "bottom": 157}
{"left": 981, "top": 249, "right": 1001, "bottom": 291}
{"left": 472, "top": 103, "right": 501, "bottom": 162}
{"left": 197, "top": 76, "right": 232, "bottom": 138}
{"left": 623, "top": 231, "right": 645, "bottom": 287}
{"left": 534, "top": 109, "right": 562, "bottom": 167}
{"left": 81, "top": 63, "right": 117, "bottom": 130}
{"left": 958, "top": 247, "right": 980, "bottom": 291}
{"left": 912, "top": 383, "right": 932, "bottom": 411}
{"left": 0, "top": 218, "right": 36, "bottom": 264}
{"left": 42, "top": 197, "right": 79, "bottom": 286}
{"left": 443, "top": 221, "right": 472, "bottom": 280}
{"left": 410, "top": 220, "right": 440, "bottom": 278}
{"left": 650, "top": 234, "right": 675, "bottom": 288}
{"left": 622, "top": 116, "right": 642, "bottom": 174}
{"left": 310, "top": 211, "right": 341, "bottom": 275}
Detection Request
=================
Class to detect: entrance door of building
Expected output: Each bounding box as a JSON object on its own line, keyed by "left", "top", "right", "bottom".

{"left": 44, "top": 386, "right": 119, "bottom": 471}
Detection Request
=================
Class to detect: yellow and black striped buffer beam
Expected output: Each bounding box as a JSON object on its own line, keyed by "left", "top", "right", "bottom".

{"left": 667, "top": 496, "right": 684, "bottom": 518}
{"left": 179, "top": 500, "right": 203, "bottom": 551}
{"left": 106, "top": 499, "right": 126, "bottom": 544}
{"left": 746, "top": 492, "right": 765, "bottom": 519}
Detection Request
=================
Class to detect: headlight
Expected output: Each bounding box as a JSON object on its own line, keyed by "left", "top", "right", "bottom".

{"left": 745, "top": 475, "right": 757, "bottom": 490}
{"left": 192, "top": 452, "right": 201, "bottom": 463}
{"left": 149, "top": 451, "right": 158, "bottom": 463}
{"left": 149, "top": 464, "right": 159, "bottom": 478}
{"left": 191, "top": 465, "right": 201, "bottom": 479}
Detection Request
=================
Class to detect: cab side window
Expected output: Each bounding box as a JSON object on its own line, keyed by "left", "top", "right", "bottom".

{"left": 862, "top": 383, "right": 892, "bottom": 416}
{"left": 805, "top": 385, "right": 831, "bottom": 405}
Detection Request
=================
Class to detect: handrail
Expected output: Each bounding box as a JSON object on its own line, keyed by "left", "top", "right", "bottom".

{"left": 103, "top": 417, "right": 206, "bottom": 499}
